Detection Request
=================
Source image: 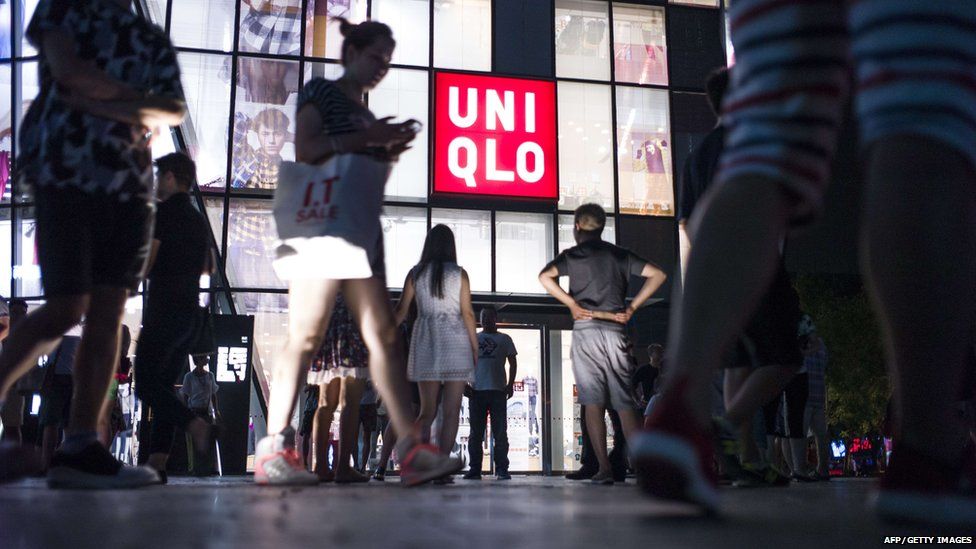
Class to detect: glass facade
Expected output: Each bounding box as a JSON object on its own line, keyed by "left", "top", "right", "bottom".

{"left": 1, "top": 0, "right": 725, "bottom": 472}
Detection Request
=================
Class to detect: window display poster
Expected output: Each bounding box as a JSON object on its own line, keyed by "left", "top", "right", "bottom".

{"left": 619, "top": 130, "right": 673, "bottom": 216}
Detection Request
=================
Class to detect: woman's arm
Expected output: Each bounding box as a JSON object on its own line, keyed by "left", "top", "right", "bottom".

{"left": 294, "top": 104, "right": 418, "bottom": 164}
{"left": 393, "top": 272, "right": 416, "bottom": 327}
{"left": 460, "top": 270, "right": 478, "bottom": 364}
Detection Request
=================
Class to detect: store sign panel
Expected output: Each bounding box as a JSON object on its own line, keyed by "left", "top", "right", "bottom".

{"left": 433, "top": 72, "right": 558, "bottom": 200}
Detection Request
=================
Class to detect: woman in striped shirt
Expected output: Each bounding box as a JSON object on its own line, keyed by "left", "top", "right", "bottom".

{"left": 255, "top": 18, "right": 462, "bottom": 487}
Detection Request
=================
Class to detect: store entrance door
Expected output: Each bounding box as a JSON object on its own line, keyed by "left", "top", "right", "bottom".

{"left": 458, "top": 324, "right": 544, "bottom": 474}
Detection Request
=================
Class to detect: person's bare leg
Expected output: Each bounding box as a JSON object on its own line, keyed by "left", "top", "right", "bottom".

{"left": 67, "top": 287, "right": 127, "bottom": 436}
{"left": 724, "top": 368, "right": 759, "bottom": 464}
{"left": 343, "top": 278, "right": 416, "bottom": 442}
{"left": 814, "top": 432, "right": 830, "bottom": 477}
{"left": 437, "top": 381, "right": 466, "bottom": 456}
{"left": 862, "top": 136, "right": 975, "bottom": 465}
{"left": 416, "top": 382, "right": 441, "bottom": 445}
{"left": 41, "top": 426, "right": 59, "bottom": 471}
{"left": 616, "top": 407, "right": 643, "bottom": 441}
{"left": 361, "top": 425, "right": 373, "bottom": 472}
{"left": 584, "top": 405, "right": 611, "bottom": 474}
{"left": 376, "top": 422, "right": 397, "bottom": 472}
{"left": 665, "top": 178, "right": 795, "bottom": 426}
{"left": 313, "top": 379, "right": 340, "bottom": 479}
{"left": 267, "top": 279, "right": 339, "bottom": 434}
{"left": 336, "top": 378, "right": 367, "bottom": 481}
{"left": 0, "top": 296, "right": 87, "bottom": 400}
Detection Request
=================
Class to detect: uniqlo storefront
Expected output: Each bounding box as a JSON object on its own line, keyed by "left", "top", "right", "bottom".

{"left": 0, "top": 0, "right": 730, "bottom": 473}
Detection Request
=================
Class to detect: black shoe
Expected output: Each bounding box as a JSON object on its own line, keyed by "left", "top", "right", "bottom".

{"left": 566, "top": 468, "right": 597, "bottom": 480}
{"left": 155, "top": 470, "right": 168, "bottom": 485}
{"left": 496, "top": 471, "right": 512, "bottom": 481}
{"left": 612, "top": 470, "right": 627, "bottom": 483}
{"left": 48, "top": 443, "right": 159, "bottom": 489}
{"left": 463, "top": 471, "right": 482, "bottom": 480}
{"left": 372, "top": 467, "right": 386, "bottom": 481}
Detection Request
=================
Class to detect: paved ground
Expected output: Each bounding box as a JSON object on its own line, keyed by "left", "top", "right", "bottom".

{"left": 0, "top": 476, "right": 972, "bottom": 548}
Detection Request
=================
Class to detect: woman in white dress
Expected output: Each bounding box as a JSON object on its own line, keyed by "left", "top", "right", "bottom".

{"left": 395, "top": 225, "right": 478, "bottom": 466}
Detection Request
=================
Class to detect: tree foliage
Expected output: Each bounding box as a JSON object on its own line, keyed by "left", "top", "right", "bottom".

{"left": 794, "top": 274, "right": 890, "bottom": 438}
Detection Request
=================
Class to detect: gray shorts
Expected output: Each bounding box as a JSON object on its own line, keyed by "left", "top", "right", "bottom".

{"left": 571, "top": 324, "right": 637, "bottom": 411}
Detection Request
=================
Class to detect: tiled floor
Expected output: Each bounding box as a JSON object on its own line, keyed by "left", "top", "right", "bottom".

{"left": 0, "top": 476, "right": 970, "bottom": 548}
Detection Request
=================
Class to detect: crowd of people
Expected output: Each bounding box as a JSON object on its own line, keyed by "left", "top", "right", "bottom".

{"left": 0, "top": 0, "right": 973, "bottom": 530}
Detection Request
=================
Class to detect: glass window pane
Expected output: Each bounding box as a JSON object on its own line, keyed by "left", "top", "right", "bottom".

{"left": 179, "top": 53, "right": 232, "bottom": 189}
{"left": 670, "top": 0, "right": 720, "bottom": 6}
{"left": 21, "top": 0, "right": 40, "bottom": 57}
{"left": 372, "top": 0, "right": 430, "bottom": 67}
{"left": 12, "top": 206, "right": 38, "bottom": 297}
{"left": 232, "top": 58, "right": 300, "bottom": 192}
{"left": 235, "top": 292, "right": 289, "bottom": 392}
{"left": 558, "top": 214, "right": 615, "bottom": 252}
{"left": 615, "top": 87, "right": 673, "bottom": 216}
{"left": 612, "top": 4, "right": 667, "bottom": 86}
{"left": 13, "top": 61, "right": 38, "bottom": 203}
{"left": 368, "top": 68, "right": 428, "bottom": 201}
{"left": 433, "top": 0, "right": 491, "bottom": 71}
{"left": 227, "top": 198, "right": 284, "bottom": 289}
{"left": 555, "top": 0, "right": 610, "bottom": 81}
{"left": 204, "top": 196, "right": 225, "bottom": 254}
{"left": 557, "top": 82, "right": 613, "bottom": 212}
{"left": 430, "top": 209, "right": 491, "bottom": 292}
{"left": 0, "top": 2, "right": 10, "bottom": 60}
{"left": 495, "top": 212, "right": 552, "bottom": 294}
{"left": 0, "top": 207, "right": 10, "bottom": 296}
{"left": 239, "top": 0, "right": 303, "bottom": 56}
{"left": 550, "top": 330, "right": 580, "bottom": 471}
{"left": 1, "top": 64, "right": 11, "bottom": 204}
{"left": 144, "top": 0, "right": 168, "bottom": 27}
{"left": 382, "top": 206, "right": 427, "bottom": 288}
{"left": 305, "top": 0, "right": 367, "bottom": 59}
{"left": 170, "top": 0, "right": 236, "bottom": 52}
{"left": 304, "top": 61, "right": 344, "bottom": 84}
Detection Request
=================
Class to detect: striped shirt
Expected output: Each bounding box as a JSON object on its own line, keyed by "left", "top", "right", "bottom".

{"left": 297, "top": 78, "right": 394, "bottom": 158}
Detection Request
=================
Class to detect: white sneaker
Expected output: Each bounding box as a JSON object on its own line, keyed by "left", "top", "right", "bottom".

{"left": 254, "top": 428, "right": 318, "bottom": 486}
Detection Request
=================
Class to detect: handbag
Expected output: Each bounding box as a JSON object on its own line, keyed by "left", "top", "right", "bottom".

{"left": 272, "top": 154, "right": 392, "bottom": 280}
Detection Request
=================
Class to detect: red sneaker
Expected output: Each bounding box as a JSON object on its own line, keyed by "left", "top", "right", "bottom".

{"left": 631, "top": 376, "right": 719, "bottom": 512}
{"left": 875, "top": 442, "right": 976, "bottom": 526}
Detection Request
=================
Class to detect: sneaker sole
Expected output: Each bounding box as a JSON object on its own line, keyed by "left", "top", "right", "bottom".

{"left": 47, "top": 466, "right": 158, "bottom": 490}
{"left": 401, "top": 457, "right": 463, "bottom": 487}
{"left": 875, "top": 490, "right": 976, "bottom": 526}
{"left": 632, "top": 432, "right": 719, "bottom": 512}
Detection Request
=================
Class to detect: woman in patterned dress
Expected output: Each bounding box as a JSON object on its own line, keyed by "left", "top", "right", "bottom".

{"left": 306, "top": 294, "right": 370, "bottom": 483}
{"left": 394, "top": 225, "right": 478, "bottom": 471}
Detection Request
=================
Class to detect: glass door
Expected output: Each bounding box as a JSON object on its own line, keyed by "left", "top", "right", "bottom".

{"left": 458, "top": 324, "right": 544, "bottom": 474}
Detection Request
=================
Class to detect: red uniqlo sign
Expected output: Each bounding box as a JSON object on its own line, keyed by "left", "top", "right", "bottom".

{"left": 433, "top": 72, "right": 558, "bottom": 200}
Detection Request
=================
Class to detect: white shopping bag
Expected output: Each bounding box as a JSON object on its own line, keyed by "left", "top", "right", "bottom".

{"left": 272, "top": 154, "right": 392, "bottom": 280}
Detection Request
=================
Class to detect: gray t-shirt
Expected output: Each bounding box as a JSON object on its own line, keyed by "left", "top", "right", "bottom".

{"left": 474, "top": 331, "right": 517, "bottom": 391}
{"left": 181, "top": 370, "right": 219, "bottom": 410}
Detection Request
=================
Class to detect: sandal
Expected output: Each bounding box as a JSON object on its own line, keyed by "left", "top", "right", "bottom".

{"left": 399, "top": 444, "right": 462, "bottom": 487}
